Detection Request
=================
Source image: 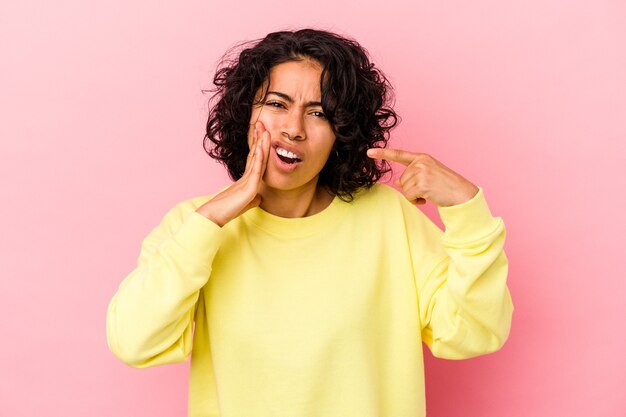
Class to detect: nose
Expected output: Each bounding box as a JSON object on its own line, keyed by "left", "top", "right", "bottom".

{"left": 281, "top": 109, "right": 306, "bottom": 142}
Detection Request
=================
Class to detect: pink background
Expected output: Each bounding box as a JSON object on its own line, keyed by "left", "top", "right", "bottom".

{"left": 1, "top": 0, "right": 625, "bottom": 416}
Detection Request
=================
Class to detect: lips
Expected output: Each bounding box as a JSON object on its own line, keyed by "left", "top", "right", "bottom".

{"left": 270, "top": 141, "right": 303, "bottom": 173}
{"left": 272, "top": 141, "right": 303, "bottom": 161}
{"left": 276, "top": 147, "right": 301, "bottom": 163}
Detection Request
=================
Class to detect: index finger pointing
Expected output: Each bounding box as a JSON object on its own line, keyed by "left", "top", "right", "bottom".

{"left": 366, "top": 148, "right": 416, "bottom": 166}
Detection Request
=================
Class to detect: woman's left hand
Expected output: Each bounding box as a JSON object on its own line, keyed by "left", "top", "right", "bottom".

{"left": 367, "top": 148, "right": 479, "bottom": 207}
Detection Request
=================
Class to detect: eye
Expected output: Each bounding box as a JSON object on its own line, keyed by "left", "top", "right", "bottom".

{"left": 265, "top": 101, "right": 285, "bottom": 109}
{"left": 311, "top": 111, "right": 326, "bottom": 119}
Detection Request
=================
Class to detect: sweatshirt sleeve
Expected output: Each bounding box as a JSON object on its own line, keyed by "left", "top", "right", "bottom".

{"left": 406, "top": 186, "right": 514, "bottom": 360}
{"left": 106, "top": 201, "right": 223, "bottom": 368}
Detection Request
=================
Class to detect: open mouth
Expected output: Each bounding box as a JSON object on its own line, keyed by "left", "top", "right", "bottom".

{"left": 276, "top": 147, "right": 302, "bottom": 164}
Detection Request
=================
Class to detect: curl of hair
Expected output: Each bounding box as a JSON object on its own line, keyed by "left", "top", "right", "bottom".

{"left": 203, "top": 28, "right": 399, "bottom": 201}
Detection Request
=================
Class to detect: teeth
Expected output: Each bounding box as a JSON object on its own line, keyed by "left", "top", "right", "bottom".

{"left": 277, "top": 147, "right": 299, "bottom": 160}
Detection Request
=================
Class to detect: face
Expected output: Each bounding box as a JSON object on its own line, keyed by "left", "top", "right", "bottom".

{"left": 247, "top": 58, "right": 336, "bottom": 194}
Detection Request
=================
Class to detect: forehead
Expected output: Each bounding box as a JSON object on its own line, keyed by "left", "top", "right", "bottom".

{"left": 267, "top": 59, "right": 323, "bottom": 98}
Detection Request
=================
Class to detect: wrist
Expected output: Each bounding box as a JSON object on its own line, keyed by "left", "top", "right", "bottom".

{"left": 196, "top": 201, "right": 228, "bottom": 227}
{"left": 445, "top": 184, "right": 479, "bottom": 207}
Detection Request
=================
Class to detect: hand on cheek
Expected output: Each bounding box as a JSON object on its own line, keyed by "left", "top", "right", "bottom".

{"left": 195, "top": 121, "right": 271, "bottom": 227}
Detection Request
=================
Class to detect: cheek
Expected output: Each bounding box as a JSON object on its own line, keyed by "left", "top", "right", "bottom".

{"left": 313, "top": 138, "right": 337, "bottom": 169}
{"left": 248, "top": 108, "right": 281, "bottom": 145}
{"left": 255, "top": 111, "right": 281, "bottom": 132}
{"left": 317, "top": 128, "right": 337, "bottom": 153}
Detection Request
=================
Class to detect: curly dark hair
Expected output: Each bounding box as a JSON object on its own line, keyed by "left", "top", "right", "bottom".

{"left": 203, "top": 28, "right": 398, "bottom": 201}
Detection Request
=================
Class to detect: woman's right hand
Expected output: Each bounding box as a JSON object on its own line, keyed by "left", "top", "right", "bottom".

{"left": 195, "top": 121, "right": 271, "bottom": 227}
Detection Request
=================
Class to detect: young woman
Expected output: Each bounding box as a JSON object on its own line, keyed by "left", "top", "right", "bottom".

{"left": 107, "top": 28, "right": 513, "bottom": 417}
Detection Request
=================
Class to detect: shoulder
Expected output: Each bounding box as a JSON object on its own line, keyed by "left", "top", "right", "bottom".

{"left": 353, "top": 182, "right": 401, "bottom": 201}
{"left": 152, "top": 192, "right": 219, "bottom": 235}
{"left": 351, "top": 182, "right": 409, "bottom": 209}
{"left": 344, "top": 183, "right": 416, "bottom": 222}
{"left": 166, "top": 195, "right": 212, "bottom": 217}
{"left": 173, "top": 195, "right": 214, "bottom": 213}
{"left": 350, "top": 182, "right": 437, "bottom": 230}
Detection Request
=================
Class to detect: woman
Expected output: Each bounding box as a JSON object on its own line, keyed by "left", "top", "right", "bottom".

{"left": 107, "top": 29, "right": 513, "bottom": 417}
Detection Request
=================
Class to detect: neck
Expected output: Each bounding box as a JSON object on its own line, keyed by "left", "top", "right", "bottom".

{"left": 259, "top": 181, "right": 334, "bottom": 218}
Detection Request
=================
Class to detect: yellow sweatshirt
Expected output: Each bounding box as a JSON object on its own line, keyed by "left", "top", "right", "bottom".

{"left": 107, "top": 183, "right": 513, "bottom": 417}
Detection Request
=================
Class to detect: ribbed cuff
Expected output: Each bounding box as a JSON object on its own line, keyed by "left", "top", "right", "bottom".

{"left": 437, "top": 186, "right": 501, "bottom": 242}
{"left": 172, "top": 211, "right": 224, "bottom": 268}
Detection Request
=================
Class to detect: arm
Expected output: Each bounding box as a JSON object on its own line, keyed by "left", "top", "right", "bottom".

{"left": 367, "top": 148, "right": 513, "bottom": 359}
{"left": 411, "top": 187, "right": 513, "bottom": 359}
{"left": 106, "top": 205, "right": 223, "bottom": 368}
{"left": 107, "top": 122, "right": 272, "bottom": 368}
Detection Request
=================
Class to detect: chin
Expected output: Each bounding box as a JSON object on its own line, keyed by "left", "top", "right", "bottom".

{"left": 262, "top": 170, "right": 318, "bottom": 193}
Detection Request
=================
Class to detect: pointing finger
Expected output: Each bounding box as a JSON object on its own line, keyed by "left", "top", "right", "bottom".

{"left": 366, "top": 148, "right": 415, "bottom": 166}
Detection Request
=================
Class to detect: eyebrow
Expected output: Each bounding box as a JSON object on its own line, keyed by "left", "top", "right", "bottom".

{"left": 266, "top": 91, "right": 322, "bottom": 108}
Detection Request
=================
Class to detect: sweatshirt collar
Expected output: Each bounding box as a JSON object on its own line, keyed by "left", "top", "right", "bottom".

{"left": 242, "top": 195, "right": 348, "bottom": 238}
